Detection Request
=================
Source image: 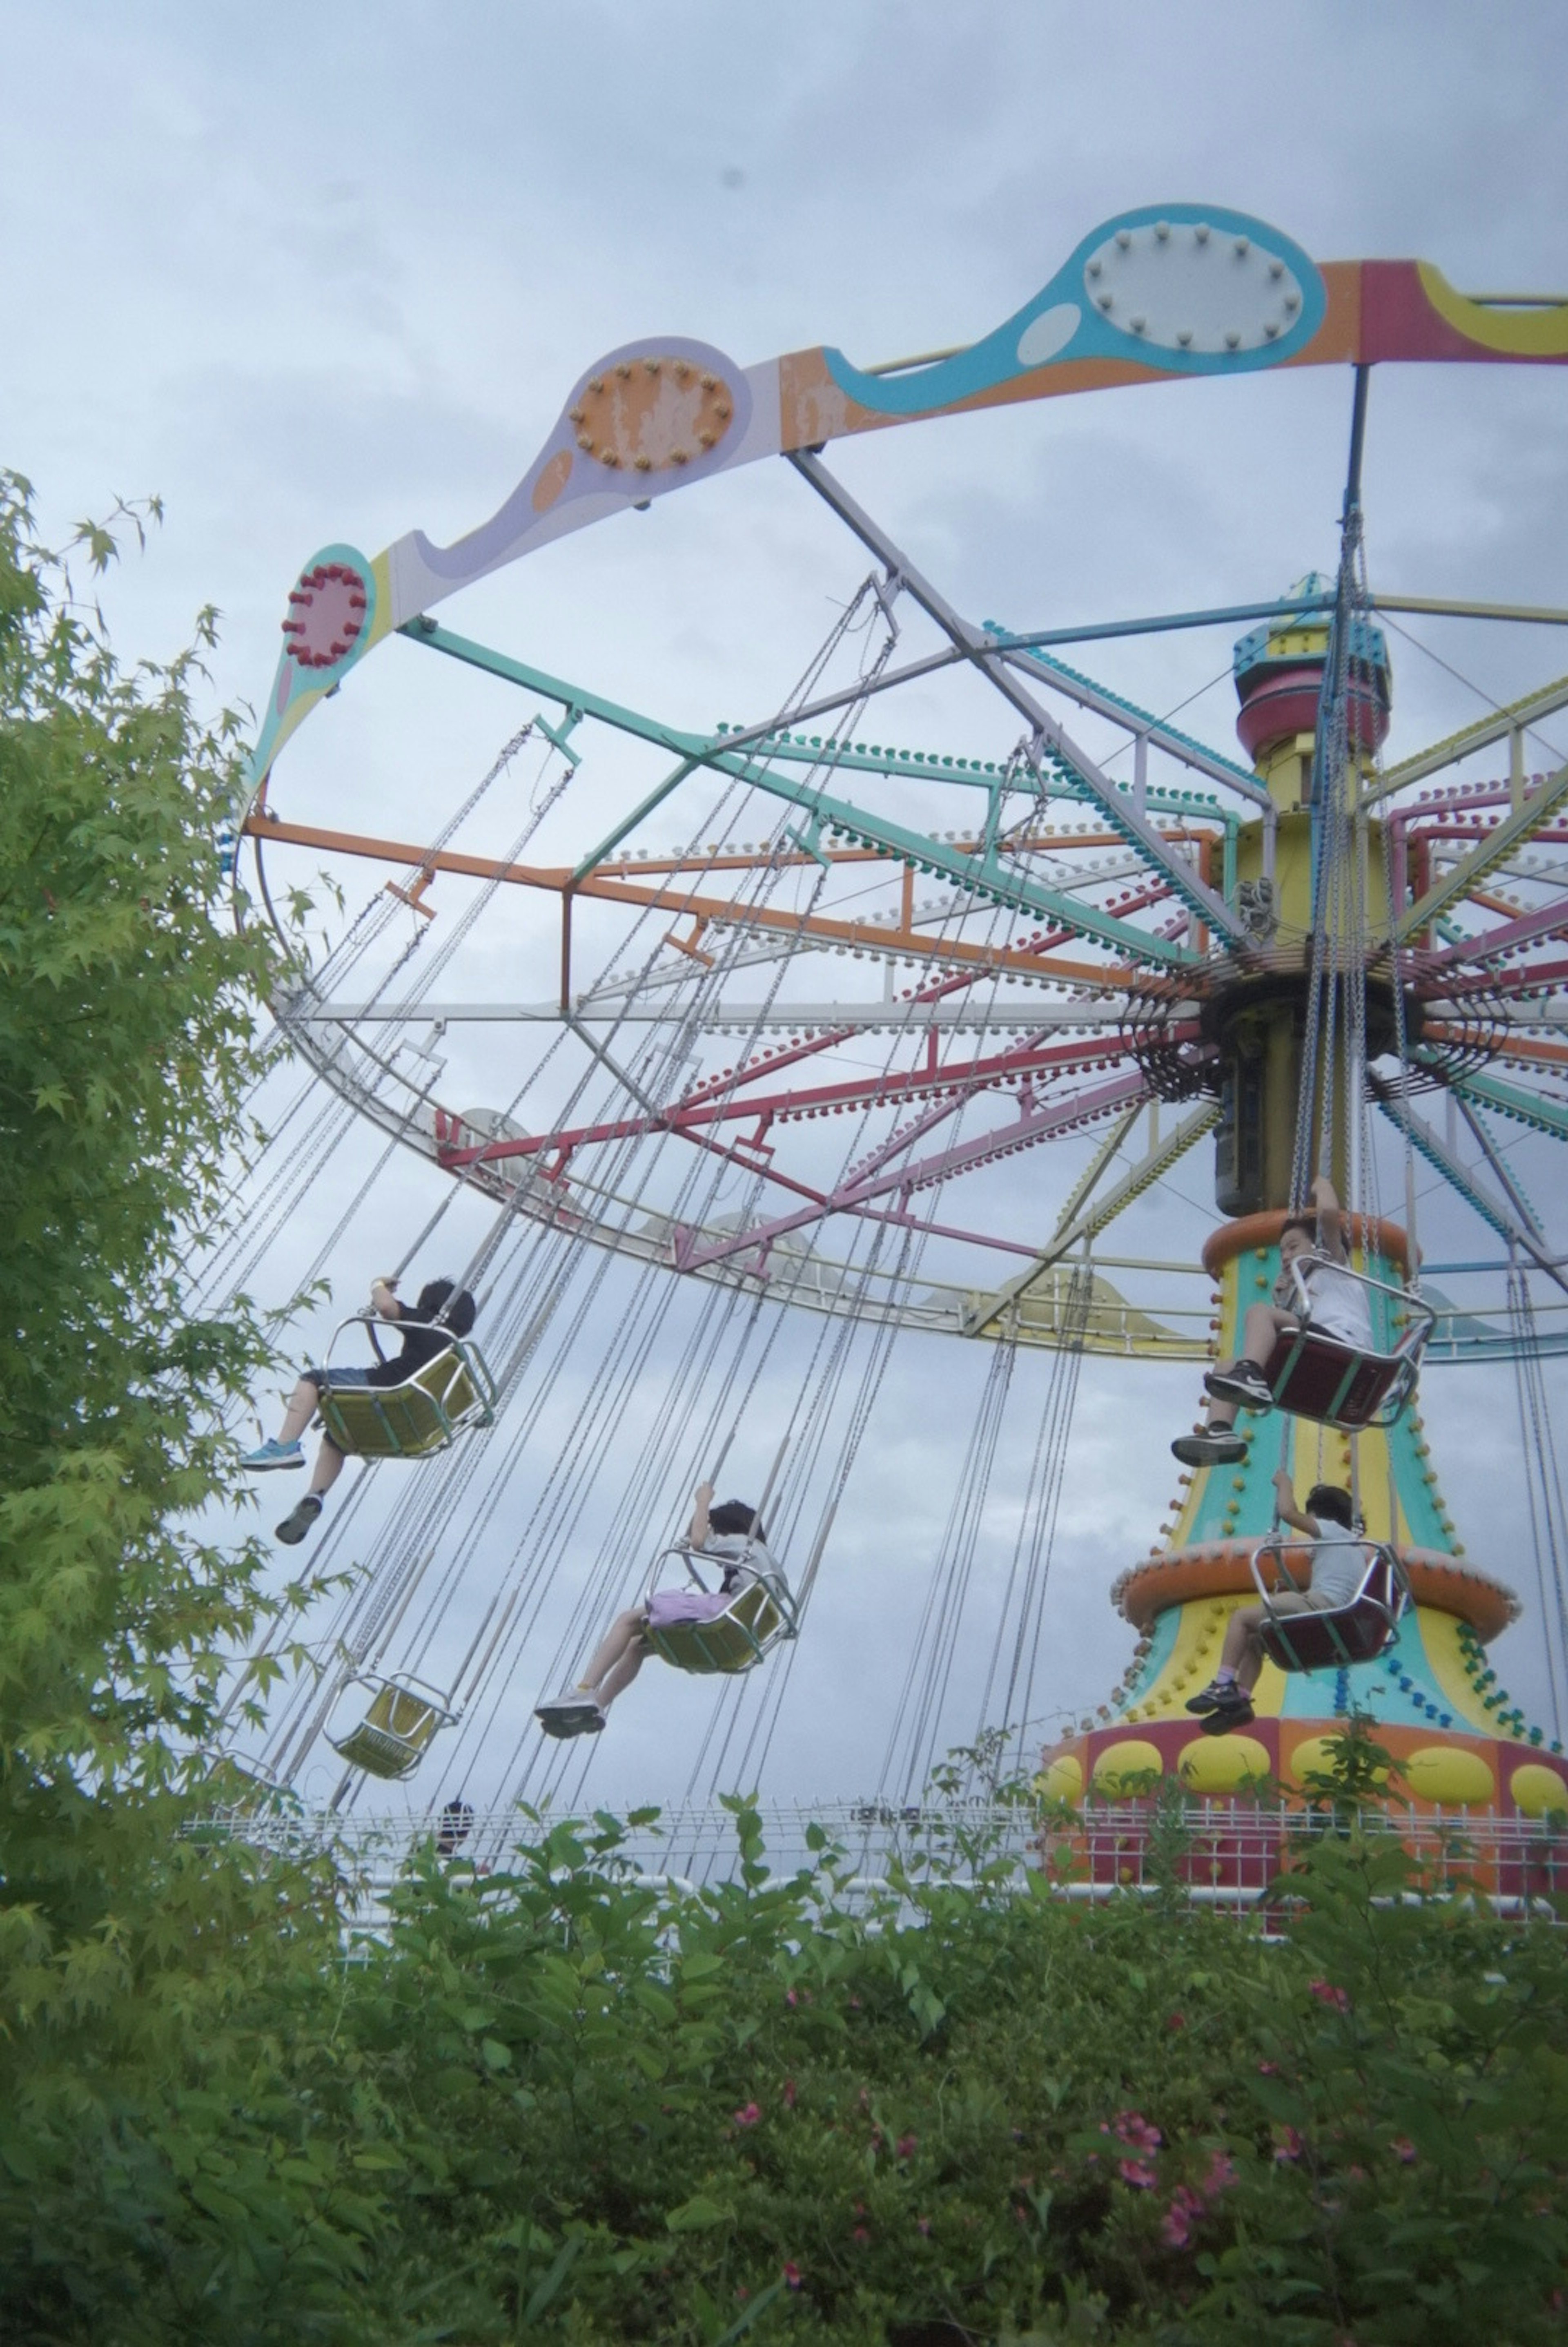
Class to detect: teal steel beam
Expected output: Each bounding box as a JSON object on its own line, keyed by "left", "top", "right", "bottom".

{"left": 404, "top": 617, "right": 1200, "bottom": 967}
{"left": 1449, "top": 1067, "right": 1568, "bottom": 1145}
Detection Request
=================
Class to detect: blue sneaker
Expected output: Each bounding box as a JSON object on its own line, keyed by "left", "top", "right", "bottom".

{"left": 241, "top": 1437, "right": 305, "bottom": 1472}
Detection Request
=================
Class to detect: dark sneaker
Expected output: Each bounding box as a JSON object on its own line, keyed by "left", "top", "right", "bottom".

{"left": 536, "top": 1697, "right": 605, "bottom": 1740}
{"left": 1200, "top": 1693, "right": 1256, "bottom": 1736}
{"left": 1185, "top": 1682, "right": 1227, "bottom": 1715}
{"left": 1204, "top": 1364, "right": 1273, "bottom": 1412}
{"left": 1172, "top": 1432, "right": 1249, "bottom": 1468}
{"left": 276, "top": 1493, "right": 324, "bottom": 1546}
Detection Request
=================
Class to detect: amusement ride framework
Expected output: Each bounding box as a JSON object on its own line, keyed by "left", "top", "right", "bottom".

{"left": 223, "top": 203, "right": 1568, "bottom": 1838}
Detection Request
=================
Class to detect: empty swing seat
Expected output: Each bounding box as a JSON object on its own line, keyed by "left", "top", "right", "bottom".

{"left": 315, "top": 1317, "right": 497, "bottom": 1461}
{"left": 1262, "top": 1256, "right": 1434, "bottom": 1432}
{"left": 328, "top": 1675, "right": 454, "bottom": 1779}
{"left": 641, "top": 1547, "right": 797, "bottom": 1677}
{"left": 1250, "top": 1539, "right": 1411, "bottom": 1674}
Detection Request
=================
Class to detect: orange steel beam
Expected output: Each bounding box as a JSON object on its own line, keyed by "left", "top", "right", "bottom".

{"left": 1423, "top": 1024, "right": 1568, "bottom": 1072}
{"left": 243, "top": 811, "right": 1146, "bottom": 989}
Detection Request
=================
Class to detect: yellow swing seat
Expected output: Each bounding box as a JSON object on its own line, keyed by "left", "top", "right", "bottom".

{"left": 641, "top": 1545, "right": 797, "bottom": 1676}
{"left": 327, "top": 1674, "right": 454, "bottom": 1779}
{"left": 315, "top": 1316, "right": 497, "bottom": 1461}
{"left": 1249, "top": 1538, "right": 1412, "bottom": 1674}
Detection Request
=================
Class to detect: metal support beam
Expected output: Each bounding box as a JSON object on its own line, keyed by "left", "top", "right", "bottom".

{"left": 1379, "top": 1093, "right": 1568, "bottom": 1298}
{"left": 961, "top": 1101, "right": 1218, "bottom": 1334}
{"left": 1394, "top": 760, "right": 1568, "bottom": 940}
{"left": 988, "top": 634, "right": 1269, "bottom": 806}
{"left": 399, "top": 619, "right": 1200, "bottom": 965}
{"left": 1369, "top": 671, "right": 1568, "bottom": 803}
{"left": 787, "top": 451, "right": 1247, "bottom": 943}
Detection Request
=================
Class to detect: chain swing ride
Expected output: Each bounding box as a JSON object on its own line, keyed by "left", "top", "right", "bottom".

{"left": 216, "top": 202, "right": 1568, "bottom": 1838}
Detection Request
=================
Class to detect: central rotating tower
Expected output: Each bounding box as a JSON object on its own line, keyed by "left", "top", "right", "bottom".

{"left": 1041, "top": 589, "right": 1568, "bottom": 1836}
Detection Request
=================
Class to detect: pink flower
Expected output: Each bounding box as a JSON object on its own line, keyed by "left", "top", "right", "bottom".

{"left": 1309, "top": 1979, "right": 1351, "bottom": 2011}
{"left": 852, "top": 2225, "right": 871, "bottom": 2245}
{"left": 1166, "top": 2010, "right": 1186, "bottom": 2030}
{"left": 785, "top": 1988, "right": 798, "bottom": 2008}
{"left": 1257, "top": 2060, "right": 1278, "bottom": 2075}
{"left": 1114, "top": 2110, "right": 1163, "bottom": 2154}
{"left": 1390, "top": 2136, "right": 1417, "bottom": 2164}
{"left": 1200, "top": 2151, "right": 1238, "bottom": 2199}
{"left": 1119, "top": 2158, "right": 1157, "bottom": 2189}
{"left": 782, "top": 2262, "right": 802, "bottom": 2290}
{"left": 1161, "top": 2187, "right": 1203, "bottom": 2249}
{"left": 897, "top": 2133, "right": 918, "bottom": 2160}
{"left": 733, "top": 2102, "right": 761, "bottom": 2128}
{"left": 783, "top": 2077, "right": 797, "bottom": 2109}
{"left": 1274, "top": 2126, "right": 1304, "bottom": 2164}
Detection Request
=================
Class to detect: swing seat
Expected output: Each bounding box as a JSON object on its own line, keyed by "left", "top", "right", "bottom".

{"left": 316, "top": 1317, "right": 497, "bottom": 1461}
{"left": 641, "top": 1546, "right": 797, "bottom": 1676}
{"left": 327, "top": 1675, "right": 454, "bottom": 1779}
{"left": 1250, "top": 1539, "right": 1410, "bottom": 1673}
{"left": 1262, "top": 1257, "right": 1434, "bottom": 1432}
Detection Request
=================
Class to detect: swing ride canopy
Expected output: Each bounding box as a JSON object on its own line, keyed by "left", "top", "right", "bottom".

{"left": 223, "top": 202, "right": 1568, "bottom": 1817}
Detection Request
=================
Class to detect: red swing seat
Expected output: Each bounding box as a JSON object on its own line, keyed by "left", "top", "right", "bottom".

{"left": 1261, "top": 1255, "right": 1433, "bottom": 1432}
{"left": 1250, "top": 1539, "right": 1411, "bottom": 1673}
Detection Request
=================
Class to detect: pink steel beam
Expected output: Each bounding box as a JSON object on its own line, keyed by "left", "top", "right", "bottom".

{"left": 1413, "top": 901, "right": 1568, "bottom": 973}
{"left": 672, "top": 1067, "right": 1150, "bottom": 1272}
{"left": 437, "top": 1024, "right": 1156, "bottom": 1180}
{"left": 671, "top": 880, "right": 1172, "bottom": 1116}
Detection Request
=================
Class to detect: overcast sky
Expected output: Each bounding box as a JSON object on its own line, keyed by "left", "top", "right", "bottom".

{"left": 7, "top": 2, "right": 1568, "bottom": 1825}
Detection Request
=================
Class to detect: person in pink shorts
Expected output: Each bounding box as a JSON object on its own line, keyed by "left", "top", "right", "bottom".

{"left": 537, "top": 1482, "right": 784, "bottom": 1736}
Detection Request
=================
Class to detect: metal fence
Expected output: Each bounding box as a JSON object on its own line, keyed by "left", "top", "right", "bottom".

{"left": 189, "top": 1794, "right": 1568, "bottom": 1923}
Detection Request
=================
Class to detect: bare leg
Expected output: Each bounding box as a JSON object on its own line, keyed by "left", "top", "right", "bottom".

{"left": 308, "top": 1435, "right": 346, "bottom": 1498}
{"left": 1221, "top": 1591, "right": 1321, "bottom": 1690}
{"left": 1219, "top": 1603, "right": 1267, "bottom": 1687}
{"left": 276, "top": 1377, "right": 322, "bottom": 1445}
{"left": 592, "top": 1640, "right": 650, "bottom": 1713}
{"left": 579, "top": 1609, "right": 649, "bottom": 1700}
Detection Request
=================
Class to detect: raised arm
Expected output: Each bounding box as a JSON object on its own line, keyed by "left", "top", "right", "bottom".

{"left": 687, "top": 1480, "right": 715, "bottom": 1549}
{"left": 1311, "top": 1175, "right": 1347, "bottom": 1263}
{"left": 369, "top": 1276, "right": 403, "bottom": 1322}
{"left": 1272, "top": 1466, "right": 1321, "bottom": 1540}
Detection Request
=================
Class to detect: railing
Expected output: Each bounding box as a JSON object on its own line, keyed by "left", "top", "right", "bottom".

{"left": 188, "top": 1796, "right": 1568, "bottom": 1921}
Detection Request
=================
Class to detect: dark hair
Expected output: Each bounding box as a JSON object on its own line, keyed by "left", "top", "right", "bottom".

{"left": 709, "top": 1498, "right": 764, "bottom": 1542}
{"left": 1305, "top": 1483, "right": 1355, "bottom": 1529}
{"left": 415, "top": 1278, "right": 477, "bottom": 1337}
{"left": 1280, "top": 1213, "right": 1316, "bottom": 1245}
{"left": 435, "top": 1798, "right": 473, "bottom": 1855}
